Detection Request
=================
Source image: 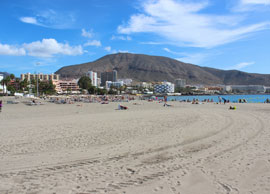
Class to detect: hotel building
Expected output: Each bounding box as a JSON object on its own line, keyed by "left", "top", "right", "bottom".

{"left": 52, "top": 79, "right": 80, "bottom": 93}
{"left": 86, "top": 71, "right": 98, "bottom": 87}
{"left": 101, "top": 70, "right": 117, "bottom": 86}
{"left": 154, "top": 81, "right": 175, "bottom": 94}
{"left": 175, "top": 79, "right": 186, "bottom": 88}
{"left": 21, "top": 73, "right": 59, "bottom": 81}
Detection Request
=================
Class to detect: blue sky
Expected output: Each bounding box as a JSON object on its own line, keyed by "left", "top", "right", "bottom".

{"left": 0, "top": 0, "right": 270, "bottom": 76}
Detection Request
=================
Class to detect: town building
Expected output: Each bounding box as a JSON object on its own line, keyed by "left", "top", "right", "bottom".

{"left": 229, "top": 85, "right": 265, "bottom": 93}
{"left": 117, "top": 78, "right": 132, "bottom": 86}
{"left": 154, "top": 81, "right": 175, "bottom": 94}
{"left": 175, "top": 79, "right": 186, "bottom": 88}
{"left": 265, "top": 86, "right": 270, "bottom": 93}
{"left": 135, "top": 82, "right": 153, "bottom": 89}
{"left": 97, "top": 78, "right": 101, "bottom": 87}
{"left": 86, "top": 71, "right": 98, "bottom": 87}
{"left": 21, "top": 73, "right": 59, "bottom": 81}
{"left": 106, "top": 81, "right": 124, "bottom": 89}
{"left": 53, "top": 79, "right": 80, "bottom": 94}
{"left": 101, "top": 70, "right": 117, "bottom": 86}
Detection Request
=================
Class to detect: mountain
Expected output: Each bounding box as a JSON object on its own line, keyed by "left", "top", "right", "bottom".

{"left": 0, "top": 72, "right": 10, "bottom": 78}
{"left": 55, "top": 53, "right": 270, "bottom": 86}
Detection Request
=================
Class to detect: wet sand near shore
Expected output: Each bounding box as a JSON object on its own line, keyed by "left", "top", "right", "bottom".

{"left": 0, "top": 97, "right": 270, "bottom": 194}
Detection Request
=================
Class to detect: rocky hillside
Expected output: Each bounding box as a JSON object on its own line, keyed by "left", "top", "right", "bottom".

{"left": 55, "top": 53, "right": 270, "bottom": 86}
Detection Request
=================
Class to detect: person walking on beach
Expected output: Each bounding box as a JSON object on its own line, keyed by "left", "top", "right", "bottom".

{"left": 164, "top": 95, "right": 167, "bottom": 107}
{"left": 0, "top": 100, "right": 2, "bottom": 112}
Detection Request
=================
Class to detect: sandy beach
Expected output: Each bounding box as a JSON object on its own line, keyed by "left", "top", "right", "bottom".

{"left": 0, "top": 97, "right": 270, "bottom": 194}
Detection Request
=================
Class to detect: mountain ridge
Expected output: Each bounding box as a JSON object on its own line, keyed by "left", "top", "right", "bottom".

{"left": 55, "top": 53, "right": 270, "bottom": 86}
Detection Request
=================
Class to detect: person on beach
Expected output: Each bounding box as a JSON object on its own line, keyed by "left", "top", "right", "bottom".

{"left": 229, "top": 106, "right": 236, "bottom": 110}
{"left": 0, "top": 100, "right": 2, "bottom": 112}
{"left": 218, "top": 96, "right": 222, "bottom": 104}
{"left": 164, "top": 95, "right": 167, "bottom": 107}
{"left": 222, "top": 98, "right": 227, "bottom": 104}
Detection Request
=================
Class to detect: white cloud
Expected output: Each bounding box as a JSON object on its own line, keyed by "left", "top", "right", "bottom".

{"left": 175, "top": 53, "right": 208, "bottom": 65}
{"left": 164, "top": 47, "right": 208, "bottom": 64}
{"left": 228, "top": 62, "right": 255, "bottom": 70}
{"left": 241, "top": 0, "right": 270, "bottom": 5}
{"left": 23, "top": 39, "right": 83, "bottom": 57}
{"left": 0, "top": 43, "right": 26, "bottom": 56}
{"left": 118, "top": 0, "right": 270, "bottom": 48}
{"left": 20, "top": 17, "right": 40, "bottom": 25}
{"left": 104, "top": 46, "right": 111, "bottom": 52}
{"left": 111, "top": 35, "right": 132, "bottom": 41}
{"left": 233, "top": 0, "right": 270, "bottom": 12}
{"left": 104, "top": 46, "right": 118, "bottom": 53}
{"left": 163, "top": 47, "right": 181, "bottom": 55}
{"left": 0, "top": 39, "right": 83, "bottom": 58}
{"left": 19, "top": 9, "right": 76, "bottom": 29}
{"left": 81, "top": 29, "right": 93, "bottom": 38}
{"left": 84, "top": 40, "right": 101, "bottom": 47}
{"left": 118, "top": 50, "right": 129, "bottom": 53}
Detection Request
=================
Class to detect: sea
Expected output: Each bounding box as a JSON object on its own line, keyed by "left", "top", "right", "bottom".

{"left": 165, "top": 94, "right": 270, "bottom": 103}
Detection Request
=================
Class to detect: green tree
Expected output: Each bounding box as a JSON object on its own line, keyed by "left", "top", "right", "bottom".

{"left": 78, "top": 76, "right": 92, "bottom": 90}
{"left": 7, "top": 85, "right": 16, "bottom": 95}
{"left": 96, "top": 88, "right": 107, "bottom": 95}
{"left": 20, "top": 79, "right": 28, "bottom": 91}
{"left": 9, "top": 74, "right": 15, "bottom": 80}
{"left": 38, "top": 80, "right": 56, "bottom": 95}
{"left": 88, "top": 86, "right": 96, "bottom": 94}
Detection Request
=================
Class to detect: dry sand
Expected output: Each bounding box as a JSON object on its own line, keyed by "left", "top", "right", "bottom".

{"left": 0, "top": 97, "right": 270, "bottom": 194}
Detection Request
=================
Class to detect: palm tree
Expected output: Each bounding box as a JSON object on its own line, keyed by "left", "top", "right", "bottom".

{"left": 10, "top": 74, "right": 15, "bottom": 80}
{"left": 1, "top": 76, "right": 11, "bottom": 95}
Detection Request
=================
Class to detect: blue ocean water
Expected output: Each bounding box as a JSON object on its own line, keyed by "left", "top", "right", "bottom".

{"left": 166, "top": 94, "right": 270, "bottom": 103}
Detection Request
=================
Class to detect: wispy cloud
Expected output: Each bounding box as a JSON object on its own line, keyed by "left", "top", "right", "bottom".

{"left": 20, "top": 17, "right": 42, "bottom": 26}
{"left": 0, "top": 39, "right": 83, "bottom": 58}
{"left": 163, "top": 48, "right": 181, "bottom": 55}
{"left": 241, "top": 0, "right": 270, "bottom": 5}
{"left": 118, "top": 0, "right": 270, "bottom": 48}
{"left": 232, "top": 0, "right": 270, "bottom": 12}
{"left": 227, "top": 61, "right": 255, "bottom": 70}
{"left": 118, "top": 50, "right": 129, "bottom": 53}
{"left": 175, "top": 53, "right": 209, "bottom": 65}
{"left": 104, "top": 46, "right": 120, "bottom": 54}
{"left": 163, "top": 47, "right": 208, "bottom": 64}
{"left": 104, "top": 46, "right": 111, "bottom": 52}
{"left": 84, "top": 40, "right": 101, "bottom": 47}
{"left": 81, "top": 29, "right": 93, "bottom": 38}
{"left": 19, "top": 9, "right": 76, "bottom": 29}
{"left": 111, "top": 35, "right": 131, "bottom": 41}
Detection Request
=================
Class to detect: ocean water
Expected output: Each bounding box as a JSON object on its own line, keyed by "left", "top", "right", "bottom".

{"left": 166, "top": 94, "right": 270, "bottom": 103}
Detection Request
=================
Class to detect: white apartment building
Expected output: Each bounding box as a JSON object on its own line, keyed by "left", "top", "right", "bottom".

{"left": 117, "top": 78, "right": 132, "bottom": 86}
{"left": 86, "top": 71, "right": 98, "bottom": 87}
{"left": 154, "top": 81, "right": 175, "bottom": 94}
{"left": 106, "top": 81, "right": 124, "bottom": 89}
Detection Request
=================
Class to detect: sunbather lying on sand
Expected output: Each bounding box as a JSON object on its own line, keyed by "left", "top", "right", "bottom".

{"left": 229, "top": 106, "right": 236, "bottom": 110}
{"left": 118, "top": 105, "right": 128, "bottom": 110}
